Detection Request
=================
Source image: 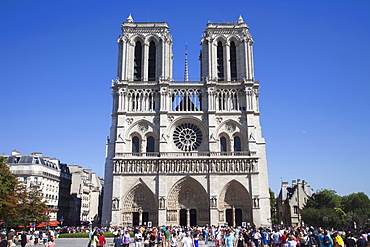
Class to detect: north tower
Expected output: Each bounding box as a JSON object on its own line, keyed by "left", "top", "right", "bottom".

{"left": 102, "top": 15, "right": 271, "bottom": 227}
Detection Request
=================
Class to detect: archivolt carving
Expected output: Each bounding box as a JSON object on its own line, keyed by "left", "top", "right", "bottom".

{"left": 121, "top": 180, "right": 158, "bottom": 212}
{"left": 219, "top": 180, "right": 251, "bottom": 209}
{"left": 167, "top": 176, "right": 209, "bottom": 210}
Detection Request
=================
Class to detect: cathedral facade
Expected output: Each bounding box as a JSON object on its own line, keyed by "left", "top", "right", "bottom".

{"left": 102, "top": 15, "right": 271, "bottom": 227}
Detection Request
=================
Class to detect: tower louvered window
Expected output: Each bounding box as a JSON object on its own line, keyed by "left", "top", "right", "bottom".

{"left": 148, "top": 41, "right": 156, "bottom": 81}
{"left": 146, "top": 136, "right": 155, "bottom": 152}
{"left": 134, "top": 41, "right": 142, "bottom": 81}
{"left": 217, "top": 41, "right": 224, "bottom": 81}
{"left": 234, "top": 136, "right": 241, "bottom": 151}
{"left": 220, "top": 136, "right": 227, "bottom": 153}
{"left": 230, "top": 41, "right": 237, "bottom": 80}
{"left": 132, "top": 136, "right": 140, "bottom": 153}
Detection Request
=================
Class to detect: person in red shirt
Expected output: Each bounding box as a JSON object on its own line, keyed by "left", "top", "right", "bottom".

{"left": 98, "top": 231, "right": 107, "bottom": 247}
{"left": 281, "top": 231, "right": 288, "bottom": 247}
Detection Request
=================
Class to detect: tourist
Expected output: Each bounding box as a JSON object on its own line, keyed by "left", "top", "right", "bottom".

{"left": 203, "top": 227, "right": 209, "bottom": 245}
{"left": 332, "top": 232, "right": 343, "bottom": 247}
{"left": 193, "top": 233, "right": 199, "bottom": 247}
{"left": 271, "top": 229, "right": 282, "bottom": 247}
{"left": 20, "top": 231, "right": 28, "bottom": 247}
{"left": 170, "top": 232, "right": 178, "bottom": 247}
{"left": 165, "top": 227, "right": 171, "bottom": 247}
{"left": 343, "top": 233, "right": 355, "bottom": 247}
{"left": 181, "top": 232, "right": 193, "bottom": 247}
{"left": 357, "top": 234, "right": 366, "bottom": 247}
{"left": 109, "top": 234, "right": 123, "bottom": 247}
{"left": 321, "top": 231, "right": 333, "bottom": 247}
{"left": 122, "top": 230, "right": 131, "bottom": 247}
{"left": 287, "top": 235, "right": 297, "bottom": 247}
{"left": 224, "top": 230, "right": 235, "bottom": 247}
{"left": 98, "top": 231, "right": 107, "bottom": 247}
{"left": 0, "top": 235, "right": 7, "bottom": 247}
{"left": 135, "top": 230, "right": 143, "bottom": 247}
{"left": 90, "top": 231, "right": 99, "bottom": 247}
{"left": 45, "top": 236, "right": 56, "bottom": 247}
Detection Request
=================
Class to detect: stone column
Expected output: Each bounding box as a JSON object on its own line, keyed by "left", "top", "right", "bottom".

{"left": 225, "top": 43, "right": 231, "bottom": 81}
{"left": 187, "top": 209, "right": 190, "bottom": 226}
{"left": 143, "top": 43, "right": 149, "bottom": 81}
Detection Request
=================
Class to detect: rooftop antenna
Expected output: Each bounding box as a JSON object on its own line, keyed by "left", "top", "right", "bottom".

{"left": 184, "top": 43, "right": 189, "bottom": 81}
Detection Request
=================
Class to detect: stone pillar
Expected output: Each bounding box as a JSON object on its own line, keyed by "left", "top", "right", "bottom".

{"left": 143, "top": 43, "right": 149, "bottom": 81}
{"left": 139, "top": 209, "right": 143, "bottom": 226}
{"left": 225, "top": 43, "right": 230, "bottom": 81}
{"left": 187, "top": 209, "right": 190, "bottom": 226}
{"left": 232, "top": 206, "right": 235, "bottom": 227}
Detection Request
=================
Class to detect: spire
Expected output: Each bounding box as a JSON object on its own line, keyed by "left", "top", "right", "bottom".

{"left": 237, "top": 15, "right": 244, "bottom": 24}
{"left": 184, "top": 43, "right": 189, "bottom": 81}
{"left": 127, "top": 13, "right": 133, "bottom": 23}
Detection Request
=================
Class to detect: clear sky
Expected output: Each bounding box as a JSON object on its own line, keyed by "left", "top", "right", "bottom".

{"left": 1, "top": 0, "right": 369, "bottom": 197}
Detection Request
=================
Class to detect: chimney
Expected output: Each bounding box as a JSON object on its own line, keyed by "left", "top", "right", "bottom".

{"left": 292, "top": 180, "right": 297, "bottom": 186}
{"left": 11, "top": 150, "right": 20, "bottom": 155}
{"left": 31, "top": 152, "right": 42, "bottom": 156}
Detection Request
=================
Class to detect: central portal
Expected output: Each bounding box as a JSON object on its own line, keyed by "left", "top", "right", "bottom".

{"left": 179, "top": 209, "right": 197, "bottom": 226}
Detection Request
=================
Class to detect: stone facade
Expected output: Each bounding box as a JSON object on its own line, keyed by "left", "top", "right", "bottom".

{"left": 276, "top": 179, "right": 314, "bottom": 226}
{"left": 102, "top": 15, "right": 271, "bottom": 227}
{"left": 3, "top": 151, "right": 63, "bottom": 221}
{"left": 69, "top": 165, "right": 103, "bottom": 225}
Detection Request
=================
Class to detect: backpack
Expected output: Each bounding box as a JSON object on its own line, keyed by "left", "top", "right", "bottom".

{"left": 309, "top": 235, "right": 316, "bottom": 245}
{"left": 323, "top": 236, "right": 331, "bottom": 246}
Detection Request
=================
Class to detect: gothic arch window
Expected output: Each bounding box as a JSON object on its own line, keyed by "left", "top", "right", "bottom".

{"left": 132, "top": 136, "right": 140, "bottom": 153}
{"left": 217, "top": 41, "right": 224, "bottom": 81}
{"left": 230, "top": 41, "right": 237, "bottom": 80}
{"left": 148, "top": 41, "right": 156, "bottom": 81}
{"left": 220, "top": 136, "right": 228, "bottom": 153}
{"left": 234, "top": 136, "right": 241, "bottom": 152}
{"left": 134, "top": 41, "right": 142, "bottom": 81}
{"left": 146, "top": 136, "right": 155, "bottom": 153}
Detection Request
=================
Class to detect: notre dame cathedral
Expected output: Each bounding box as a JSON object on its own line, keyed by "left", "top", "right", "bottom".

{"left": 102, "top": 15, "right": 271, "bottom": 227}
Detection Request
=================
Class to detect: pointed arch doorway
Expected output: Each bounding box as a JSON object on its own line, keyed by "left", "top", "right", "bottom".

{"left": 121, "top": 181, "right": 158, "bottom": 226}
{"left": 220, "top": 180, "right": 252, "bottom": 226}
{"left": 167, "top": 176, "right": 209, "bottom": 226}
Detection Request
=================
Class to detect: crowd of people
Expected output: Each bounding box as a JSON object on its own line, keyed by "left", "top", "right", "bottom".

{"left": 0, "top": 228, "right": 56, "bottom": 247}
{"left": 101, "top": 225, "right": 370, "bottom": 247}
{"left": 1, "top": 225, "right": 370, "bottom": 247}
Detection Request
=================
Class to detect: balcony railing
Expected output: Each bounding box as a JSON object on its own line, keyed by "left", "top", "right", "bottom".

{"left": 114, "top": 151, "right": 256, "bottom": 159}
{"left": 30, "top": 181, "right": 42, "bottom": 187}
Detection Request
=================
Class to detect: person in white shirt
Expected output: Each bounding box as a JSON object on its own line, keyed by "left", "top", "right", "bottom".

{"left": 135, "top": 230, "right": 143, "bottom": 247}
{"left": 181, "top": 232, "right": 193, "bottom": 247}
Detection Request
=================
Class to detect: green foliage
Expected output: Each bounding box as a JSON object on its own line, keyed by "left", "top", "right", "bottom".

{"left": 59, "top": 232, "right": 114, "bottom": 238}
{"left": 59, "top": 232, "right": 90, "bottom": 238}
{"left": 304, "top": 189, "right": 341, "bottom": 209}
{"left": 269, "top": 188, "right": 278, "bottom": 225}
{"left": 301, "top": 189, "right": 370, "bottom": 229}
{"left": 0, "top": 156, "right": 49, "bottom": 228}
{"left": 342, "top": 192, "right": 370, "bottom": 226}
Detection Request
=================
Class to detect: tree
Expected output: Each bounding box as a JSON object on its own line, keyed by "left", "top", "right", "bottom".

{"left": 342, "top": 192, "right": 370, "bottom": 227}
{"left": 0, "top": 156, "right": 49, "bottom": 228}
{"left": 0, "top": 156, "right": 19, "bottom": 226}
{"left": 301, "top": 189, "right": 342, "bottom": 228}
{"left": 269, "top": 188, "right": 278, "bottom": 225}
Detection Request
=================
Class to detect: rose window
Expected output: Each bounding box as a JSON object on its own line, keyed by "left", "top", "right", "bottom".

{"left": 173, "top": 123, "right": 202, "bottom": 151}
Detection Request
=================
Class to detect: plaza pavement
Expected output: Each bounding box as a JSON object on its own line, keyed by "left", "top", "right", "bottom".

{"left": 29, "top": 238, "right": 213, "bottom": 247}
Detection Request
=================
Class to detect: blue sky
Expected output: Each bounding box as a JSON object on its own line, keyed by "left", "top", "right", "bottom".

{"left": 1, "top": 0, "right": 369, "bottom": 197}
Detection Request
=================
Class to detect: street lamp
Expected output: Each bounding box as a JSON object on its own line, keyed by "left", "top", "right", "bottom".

{"left": 346, "top": 215, "right": 352, "bottom": 230}
{"left": 323, "top": 216, "right": 328, "bottom": 229}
